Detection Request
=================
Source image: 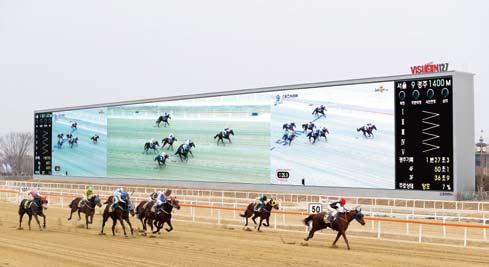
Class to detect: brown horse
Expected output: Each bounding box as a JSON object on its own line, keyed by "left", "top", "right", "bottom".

{"left": 303, "top": 207, "right": 365, "bottom": 250}
{"left": 138, "top": 197, "right": 180, "bottom": 235}
{"left": 240, "top": 198, "right": 279, "bottom": 231}
{"left": 100, "top": 196, "right": 135, "bottom": 237}
{"left": 18, "top": 196, "right": 48, "bottom": 231}
{"left": 152, "top": 198, "right": 180, "bottom": 234}
{"left": 67, "top": 195, "right": 102, "bottom": 229}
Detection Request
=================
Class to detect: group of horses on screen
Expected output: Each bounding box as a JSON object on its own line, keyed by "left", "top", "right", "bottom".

{"left": 278, "top": 105, "right": 377, "bottom": 146}
{"left": 16, "top": 191, "right": 366, "bottom": 250}
{"left": 142, "top": 113, "right": 236, "bottom": 167}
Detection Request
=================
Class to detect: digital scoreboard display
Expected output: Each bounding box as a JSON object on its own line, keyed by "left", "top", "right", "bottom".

{"left": 34, "top": 75, "right": 456, "bottom": 192}
{"left": 34, "top": 112, "right": 53, "bottom": 175}
{"left": 394, "top": 77, "right": 453, "bottom": 191}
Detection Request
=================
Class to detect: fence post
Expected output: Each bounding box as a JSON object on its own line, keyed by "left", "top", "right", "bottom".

{"left": 217, "top": 209, "right": 221, "bottom": 225}
{"left": 418, "top": 224, "right": 423, "bottom": 243}
{"left": 371, "top": 213, "right": 375, "bottom": 232}
{"left": 482, "top": 219, "right": 487, "bottom": 241}
{"left": 274, "top": 214, "right": 277, "bottom": 230}
{"left": 406, "top": 215, "right": 409, "bottom": 235}
{"left": 464, "top": 227, "right": 467, "bottom": 247}
{"left": 443, "top": 217, "right": 446, "bottom": 238}
{"left": 377, "top": 221, "right": 381, "bottom": 239}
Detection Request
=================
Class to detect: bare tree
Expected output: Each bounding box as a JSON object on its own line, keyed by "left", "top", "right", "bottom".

{"left": 0, "top": 132, "right": 33, "bottom": 176}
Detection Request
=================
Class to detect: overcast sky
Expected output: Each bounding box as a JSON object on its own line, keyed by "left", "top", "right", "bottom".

{"left": 0, "top": 0, "right": 487, "bottom": 141}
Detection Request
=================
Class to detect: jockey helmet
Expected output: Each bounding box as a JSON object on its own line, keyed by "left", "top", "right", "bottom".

{"left": 164, "top": 189, "right": 172, "bottom": 196}
{"left": 340, "top": 198, "right": 347, "bottom": 205}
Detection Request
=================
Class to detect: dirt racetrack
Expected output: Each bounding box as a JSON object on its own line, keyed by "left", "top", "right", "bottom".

{"left": 0, "top": 202, "right": 488, "bottom": 267}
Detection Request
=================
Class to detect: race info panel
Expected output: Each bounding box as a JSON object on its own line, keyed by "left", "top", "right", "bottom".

{"left": 34, "top": 112, "right": 53, "bottom": 175}
{"left": 395, "top": 76, "right": 453, "bottom": 191}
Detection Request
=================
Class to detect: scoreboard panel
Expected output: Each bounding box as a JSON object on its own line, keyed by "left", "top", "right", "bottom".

{"left": 395, "top": 77, "right": 453, "bottom": 191}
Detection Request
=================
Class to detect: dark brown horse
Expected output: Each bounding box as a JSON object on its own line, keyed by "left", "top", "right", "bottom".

{"left": 18, "top": 196, "right": 48, "bottom": 231}
{"left": 67, "top": 195, "right": 102, "bottom": 229}
{"left": 303, "top": 207, "right": 365, "bottom": 250}
{"left": 240, "top": 198, "right": 279, "bottom": 231}
{"left": 152, "top": 198, "right": 180, "bottom": 234}
{"left": 137, "top": 197, "right": 180, "bottom": 235}
{"left": 100, "top": 196, "right": 135, "bottom": 237}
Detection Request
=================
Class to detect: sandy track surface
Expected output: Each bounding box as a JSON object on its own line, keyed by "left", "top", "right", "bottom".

{"left": 0, "top": 202, "right": 488, "bottom": 267}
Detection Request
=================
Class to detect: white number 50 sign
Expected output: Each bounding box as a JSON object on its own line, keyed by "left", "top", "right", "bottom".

{"left": 308, "top": 203, "right": 322, "bottom": 214}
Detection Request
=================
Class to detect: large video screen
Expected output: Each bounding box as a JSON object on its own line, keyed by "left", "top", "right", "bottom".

{"left": 34, "top": 77, "right": 454, "bottom": 191}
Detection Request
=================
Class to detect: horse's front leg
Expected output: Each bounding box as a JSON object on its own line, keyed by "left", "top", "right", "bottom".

{"left": 77, "top": 210, "right": 81, "bottom": 221}
{"left": 33, "top": 214, "right": 42, "bottom": 231}
{"left": 331, "top": 232, "right": 342, "bottom": 248}
{"left": 111, "top": 217, "right": 117, "bottom": 236}
{"left": 166, "top": 220, "right": 173, "bottom": 232}
{"left": 342, "top": 232, "right": 351, "bottom": 250}
{"left": 257, "top": 217, "right": 264, "bottom": 232}
{"left": 67, "top": 207, "right": 75, "bottom": 221}
{"left": 125, "top": 218, "right": 134, "bottom": 236}
{"left": 264, "top": 217, "right": 270, "bottom": 227}
{"left": 85, "top": 213, "right": 89, "bottom": 229}
{"left": 251, "top": 214, "right": 258, "bottom": 225}
{"left": 118, "top": 217, "right": 128, "bottom": 237}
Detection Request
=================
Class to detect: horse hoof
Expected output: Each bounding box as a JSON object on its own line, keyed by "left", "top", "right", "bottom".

{"left": 330, "top": 245, "right": 338, "bottom": 249}
{"left": 99, "top": 233, "right": 106, "bottom": 236}
{"left": 17, "top": 227, "right": 23, "bottom": 230}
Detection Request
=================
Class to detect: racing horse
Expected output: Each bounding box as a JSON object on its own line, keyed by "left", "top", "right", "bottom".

{"left": 281, "top": 131, "right": 296, "bottom": 146}
{"left": 90, "top": 135, "right": 100, "bottom": 144}
{"left": 154, "top": 153, "right": 169, "bottom": 166}
{"left": 303, "top": 207, "right": 365, "bottom": 250}
{"left": 100, "top": 195, "right": 135, "bottom": 237}
{"left": 71, "top": 122, "right": 78, "bottom": 131}
{"left": 67, "top": 195, "right": 102, "bottom": 229}
{"left": 282, "top": 122, "right": 296, "bottom": 131}
{"left": 68, "top": 137, "right": 78, "bottom": 148}
{"left": 357, "top": 124, "right": 377, "bottom": 138}
{"left": 144, "top": 140, "right": 160, "bottom": 153}
{"left": 138, "top": 197, "right": 180, "bottom": 235}
{"left": 312, "top": 105, "right": 327, "bottom": 118}
{"left": 214, "top": 129, "right": 234, "bottom": 144}
{"left": 175, "top": 142, "right": 195, "bottom": 161}
{"left": 18, "top": 196, "right": 48, "bottom": 231}
{"left": 155, "top": 114, "right": 171, "bottom": 127}
{"left": 302, "top": 122, "right": 316, "bottom": 134}
{"left": 240, "top": 198, "right": 279, "bottom": 231}
{"left": 307, "top": 128, "right": 329, "bottom": 143}
{"left": 152, "top": 197, "right": 181, "bottom": 234}
{"left": 161, "top": 136, "right": 177, "bottom": 150}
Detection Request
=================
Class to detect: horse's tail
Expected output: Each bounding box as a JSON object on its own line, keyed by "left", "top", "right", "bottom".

{"left": 239, "top": 213, "right": 247, "bottom": 218}
{"left": 68, "top": 200, "right": 74, "bottom": 209}
{"left": 214, "top": 134, "right": 218, "bottom": 139}
{"left": 304, "top": 214, "right": 314, "bottom": 226}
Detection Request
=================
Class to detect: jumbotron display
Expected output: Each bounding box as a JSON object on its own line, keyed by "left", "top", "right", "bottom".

{"left": 34, "top": 76, "right": 455, "bottom": 191}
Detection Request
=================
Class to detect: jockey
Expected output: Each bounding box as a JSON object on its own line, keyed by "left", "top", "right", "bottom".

{"left": 222, "top": 128, "right": 230, "bottom": 136}
{"left": 150, "top": 138, "right": 156, "bottom": 144}
{"left": 160, "top": 151, "right": 168, "bottom": 158}
{"left": 112, "top": 187, "right": 125, "bottom": 209}
{"left": 85, "top": 186, "right": 94, "bottom": 199}
{"left": 28, "top": 189, "right": 40, "bottom": 201}
{"left": 163, "top": 112, "right": 168, "bottom": 117}
{"left": 326, "top": 198, "right": 348, "bottom": 223}
{"left": 168, "top": 133, "right": 175, "bottom": 139}
{"left": 152, "top": 189, "right": 172, "bottom": 214}
{"left": 254, "top": 195, "right": 267, "bottom": 212}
